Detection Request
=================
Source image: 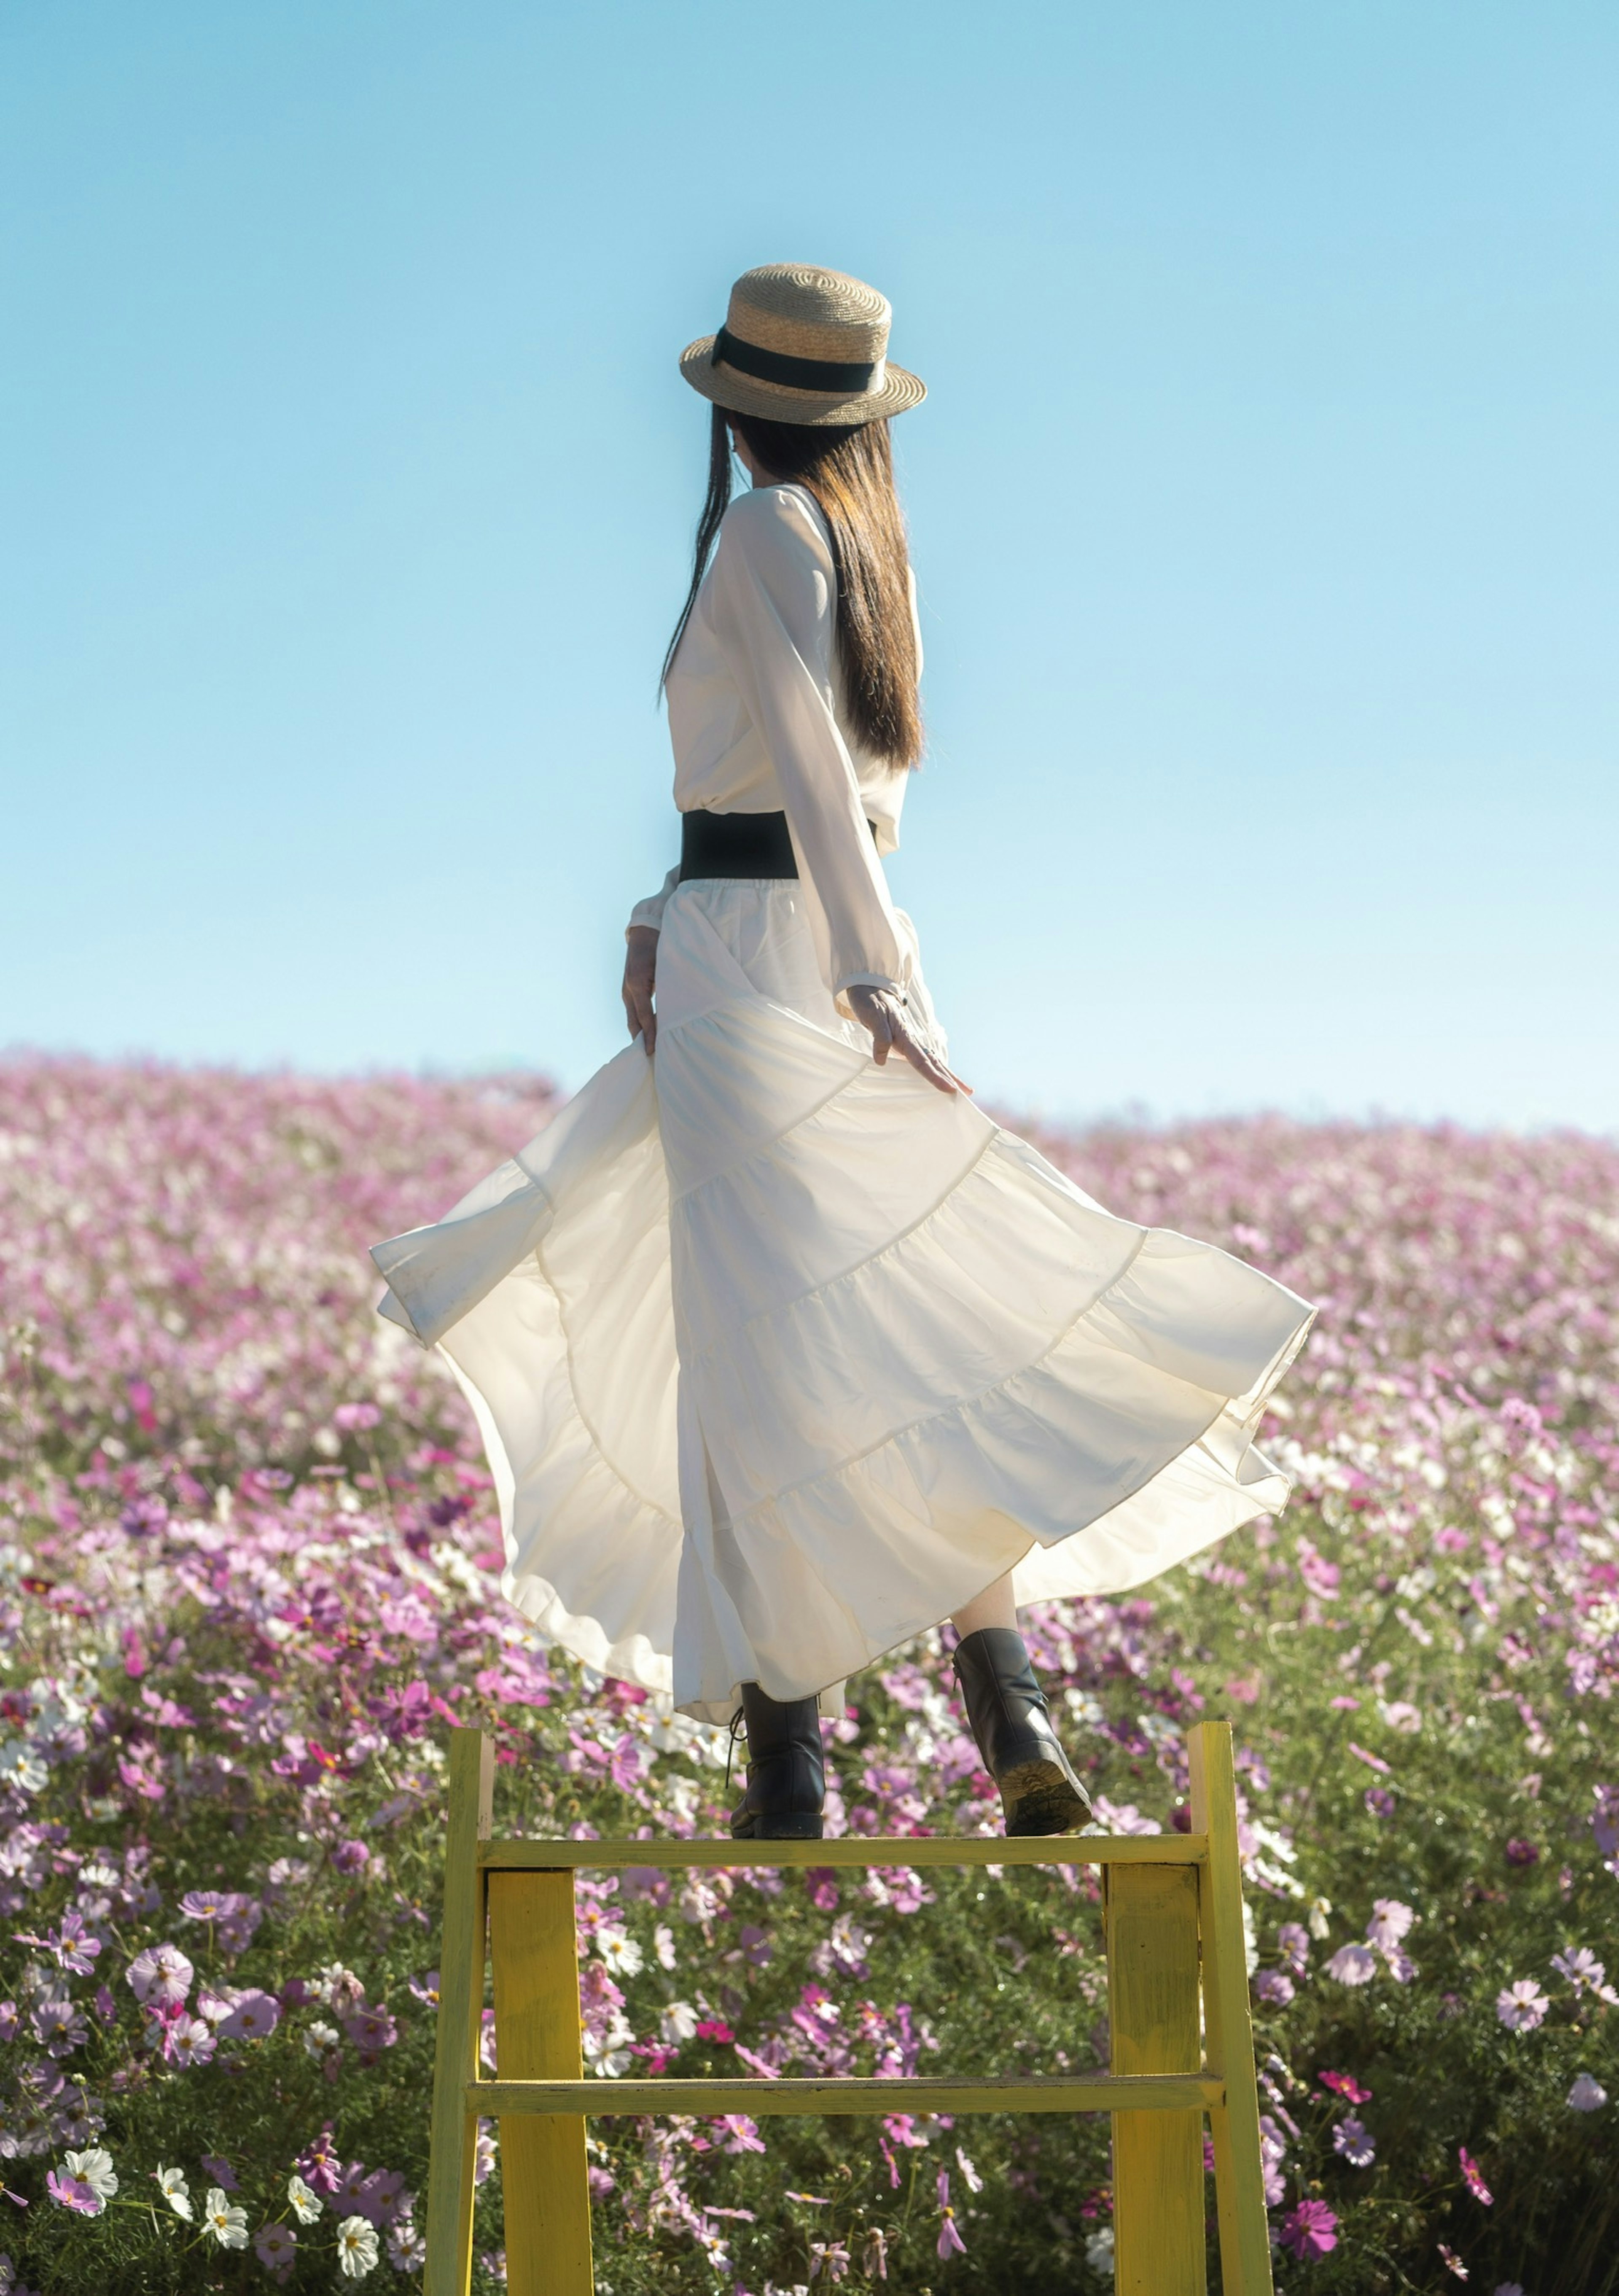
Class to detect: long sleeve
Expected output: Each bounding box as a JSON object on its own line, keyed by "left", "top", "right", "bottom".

{"left": 705, "top": 487, "right": 912, "bottom": 1003}
{"left": 626, "top": 867, "right": 679, "bottom": 938}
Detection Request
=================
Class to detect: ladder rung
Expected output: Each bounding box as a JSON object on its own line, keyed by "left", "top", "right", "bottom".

{"left": 468, "top": 2072, "right": 1224, "bottom": 2116}
{"left": 476, "top": 1832, "right": 1208, "bottom": 1871}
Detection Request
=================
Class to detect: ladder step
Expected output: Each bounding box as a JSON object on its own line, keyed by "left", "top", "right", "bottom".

{"left": 468, "top": 2072, "right": 1224, "bottom": 2116}
{"left": 477, "top": 1833, "right": 1208, "bottom": 1871}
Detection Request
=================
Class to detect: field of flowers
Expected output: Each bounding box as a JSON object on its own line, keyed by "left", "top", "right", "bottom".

{"left": 0, "top": 1055, "right": 1615, "bottom": 2296}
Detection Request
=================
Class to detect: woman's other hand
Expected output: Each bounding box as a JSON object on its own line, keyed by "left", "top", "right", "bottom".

{"left": 623, "top": 926, "right": 660, "bottom": 1054}
{"left": 845, "top": 985, "right": 971, "bottom": 1097}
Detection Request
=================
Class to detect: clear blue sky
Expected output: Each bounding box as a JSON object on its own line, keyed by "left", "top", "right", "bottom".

{"left": 4, "top": 1, "right": 1616, "bottom": 1130}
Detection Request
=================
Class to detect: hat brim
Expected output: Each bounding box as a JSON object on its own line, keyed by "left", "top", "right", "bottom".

{"left": 679, "top": 335, "right": 926, "bottom": 427}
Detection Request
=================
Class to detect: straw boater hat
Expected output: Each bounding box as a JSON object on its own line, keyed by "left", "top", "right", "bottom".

{"left": 680, "top": 263, "right": 926, "bottom": 428}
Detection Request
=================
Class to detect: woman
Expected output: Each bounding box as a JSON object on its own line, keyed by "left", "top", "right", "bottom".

{"left": 372, "top": 263, "right": 1314, "bottom": 1842}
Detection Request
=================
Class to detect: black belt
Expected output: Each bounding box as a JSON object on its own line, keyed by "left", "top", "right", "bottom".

{"left": 678, "top": 808, "right": 876, "bottom": 883}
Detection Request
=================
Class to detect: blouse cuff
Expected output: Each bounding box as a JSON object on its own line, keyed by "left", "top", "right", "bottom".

{"left": 834, "top": 971, "right": 907, "bottom": 1022}
{"left": 626, "top": 867, "right": 680, "bottom": 938}
{"left": 836, "top": 972, "right": 907, "bottom": 998}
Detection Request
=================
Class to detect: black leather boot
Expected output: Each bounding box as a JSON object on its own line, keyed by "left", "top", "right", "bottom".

{"left": 953, "top": 1628, "right": 1092, "bottom": 1837}
{"left": 728, "top": 1682, "right": 826, "bottom": 1840}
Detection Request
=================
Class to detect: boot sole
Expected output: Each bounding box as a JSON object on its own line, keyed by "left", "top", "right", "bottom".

{"left": 998, "top": 1758, "right": 1092, "bottom": 1838}
{"left": 729, "top": 1811, "right": 824, "bottom": 1841}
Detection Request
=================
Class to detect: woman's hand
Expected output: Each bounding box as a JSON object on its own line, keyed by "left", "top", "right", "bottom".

{"left": 845, "top": 985, "right": 972, "bottom": 1097}
{"left": 623, "top": 926, "right": 660, "bottom": 1055}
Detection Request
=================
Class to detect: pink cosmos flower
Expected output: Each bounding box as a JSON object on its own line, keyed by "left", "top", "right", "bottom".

{"left": 178, "top": 1889, "right": 235, "bottom": 1922}
{"left": 163, "top": 2015, "right": 217, "bottom": 2067}
{"left": 934, "top": 2171, "right": 967, "bottom": 2259}
{"left": 1325, "top": 1944, "right": 1377, "bottom": 1986}
{"left": 46, "top": 2168, "right": 102, "bottom": 2215}
{"left": 1551, "top": 1947, "right": 1606, "bottom": 1994}
{"left": 1366, "top": 1899, "right": 1415, "bottom": 1953}
{"left": 14, "top": 1912, "right": 103, "bottom": 1977}
{"left": 1277, "top": 2200, "right": 1338, "bottom": 2259}
{"left": 1365, "top": 1787, "right": 1396, "bottom": 1818}
{"left": 254, "top": 2221, "right": 297, "bottom": 2274}
{"left": 1438, "top": 2244, "right": 1469, "bottom": 2279}
{"left": 1253, "top": 1969, "right": 1295, "bottom": 2005}
{"left": 220, "top": 1990, "right": 279, "bottom": 2043}
{"left": 1503, "top": 1839, "right": 1539, "bottom": 1868}
{"left": 31, "top": 1995, "right": 88, "bottom": 2058}
{"left": 1333, "top": 2118, "right": 1375, "bottom": 2166}
{"left": 341, "top": 2005, "right": 398, "bottom": 2059}
{"left": 1320, "top": 2070, "right": 1373, "bottom": 2105}
{"left": 126, "top": 1942, "right": 193, "bottom": 2007}
{"left": 1566, "top": 2073, "right": 1608, "bottom": 2111}
{"left": 1495, "top": 1980, "right": 1550, "bottom": 2032}
{"left": 716, "top": 2115, "right": 765, "bottom": 2155}
{"left": 1258, "top": 2113, "right": 1288, "bottom": 2206}
{"left": 1275, "top": 1922, "right": 1311, "bottom": 1974}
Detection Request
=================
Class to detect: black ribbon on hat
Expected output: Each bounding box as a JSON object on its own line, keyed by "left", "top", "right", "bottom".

{"left": 713, "top": 323, "right": 878, "bottom": 395}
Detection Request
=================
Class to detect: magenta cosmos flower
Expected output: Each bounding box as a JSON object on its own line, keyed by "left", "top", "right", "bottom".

{"left": 1458, "top": 2147, "right": 1493, "bottom": 2205}
{"left": 1277, "top": 2200, "right": 1338, "bottom": 2259}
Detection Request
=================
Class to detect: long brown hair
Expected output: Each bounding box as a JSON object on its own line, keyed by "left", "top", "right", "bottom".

{"left": 662, "top": 405, "right": 923, "bottom": 771}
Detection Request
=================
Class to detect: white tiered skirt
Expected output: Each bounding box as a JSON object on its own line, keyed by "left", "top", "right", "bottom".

{"left": 372, "top": 880, "right": 1314, "bottom": 1723}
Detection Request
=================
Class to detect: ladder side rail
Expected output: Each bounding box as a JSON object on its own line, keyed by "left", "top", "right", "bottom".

{"left": 490, "top": 1870, "right": 594, "bottom": 2296}
{"left": 1189, "top": 1720, "right": 1275, "bottom": 2296}
{"left": 1106, "top": 1861, "right": 1208, "bottom": 2296}
{"left": 425, "top": 1729, "right": 495, "bottom": 2296}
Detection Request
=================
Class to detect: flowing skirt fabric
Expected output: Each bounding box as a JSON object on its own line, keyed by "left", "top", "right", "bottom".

{"left": 372, "top": 880, "right": 1314, "bottom": 1723}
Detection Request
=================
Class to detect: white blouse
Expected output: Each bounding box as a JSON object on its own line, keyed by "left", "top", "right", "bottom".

{"left": 629, "top": 482, "right": 918, "bottom": 1002}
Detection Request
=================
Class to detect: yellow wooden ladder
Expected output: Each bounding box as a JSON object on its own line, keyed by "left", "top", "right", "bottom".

{"left": 424, "top": 1717, "right": 1274, "bottom": 2296}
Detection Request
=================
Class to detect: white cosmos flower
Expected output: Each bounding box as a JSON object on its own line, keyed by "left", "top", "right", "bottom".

{"left": 659, "top": 2001, "right": 699, "bottom": 2045}
{"left": 287, "top": 2173, "right": 323, "bottom": 2222}
{"left": 1567, "top": 2073, "right": 1608, "bottom": 2111}
{"left": 654, "top": 1923, "right": 678, "bottom": 1970}
{"left": 155, "top": 2164, "right": 193, "bottom": 2219}
{"left": 336, "top": 2214, "right": 380, "bottom": 2277}
{"left": 202, "top": 2187, "right": 249, "bottom": 2248}
{"left": 64, "top": 2148, "right": 117, "bottom": 2202}
{"left": 595, "top": 1928, "right": 644, "bottom": 1977}
{"left": 0, "top": 1744, "right": 48, "bottom": 1796}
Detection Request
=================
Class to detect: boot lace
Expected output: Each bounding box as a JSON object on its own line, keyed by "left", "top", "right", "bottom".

{"left": 724, "top": 1704, "right": 746, "bottom": 1793}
